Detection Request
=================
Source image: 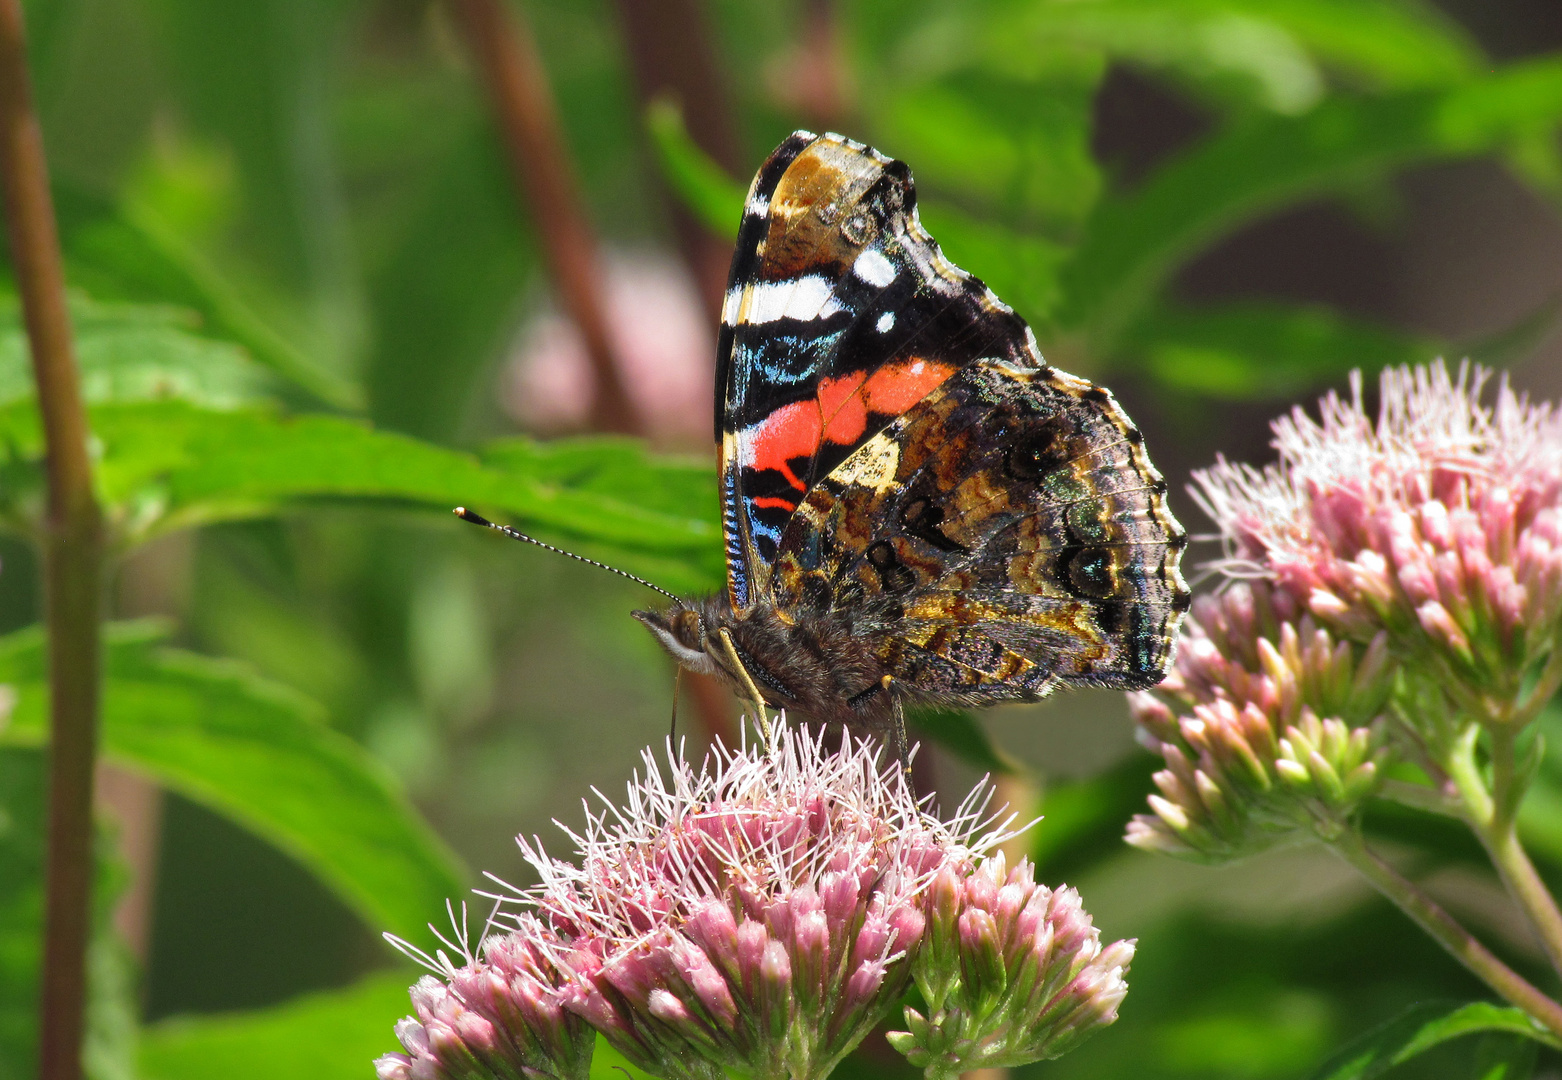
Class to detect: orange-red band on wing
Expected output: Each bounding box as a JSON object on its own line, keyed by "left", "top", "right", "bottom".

{"left": 745, "top": 357, "right": 956, "bottom": 485}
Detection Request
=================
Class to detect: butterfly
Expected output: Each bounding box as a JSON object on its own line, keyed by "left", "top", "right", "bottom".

{"left": 629, "top": 130, "right": 1191, "bottom": 759}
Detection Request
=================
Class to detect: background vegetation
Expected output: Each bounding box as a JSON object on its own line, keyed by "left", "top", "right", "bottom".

{"left": 2, "top": 0, "right": 1562, "bottom": 1077}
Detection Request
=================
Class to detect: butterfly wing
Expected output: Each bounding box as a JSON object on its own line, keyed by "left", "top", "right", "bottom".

{"left": 717, "top": 132, "right": 1037, "bottom": 613}
{"left": 768, "top": 360, "right": 1191, "bottom": 702}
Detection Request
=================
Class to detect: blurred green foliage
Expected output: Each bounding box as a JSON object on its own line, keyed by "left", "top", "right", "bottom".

{"left": 0, "top": 0, "right": 1560, "bottom": 1078}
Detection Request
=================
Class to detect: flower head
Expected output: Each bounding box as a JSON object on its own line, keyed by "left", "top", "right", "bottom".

{"left": 1127, "top": 582, "right": 1393, "bottom": 860}
{"left": 889, "top": 851, "right": 1134, "bottom": 1078}
{"left": 1192, "top": 361, "right": 1562, "bottom": 717}
{"left": 379, "top": 721, "right": 1133, "bottom": 1080}
{"left": 376, "top": 913, "right": 594, "bottom": 1080}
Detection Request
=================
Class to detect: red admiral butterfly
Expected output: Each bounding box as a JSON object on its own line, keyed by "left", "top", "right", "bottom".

{"left": 631, "top": 131, "right": 1190, "bottom": 757}
{"left": 460, "top": 131, "right": 1189, "bottom": 759}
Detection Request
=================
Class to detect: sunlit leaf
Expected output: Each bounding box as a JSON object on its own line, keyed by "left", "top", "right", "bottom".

{"left": 479, "top": 435, "right": 715, "bottom": 526}
{"left": 0, "top": 623, "right": 467, "bottom": 944}
{"left": 1307, "top": 1001, "right": 1559, "bottom": 1080}
{"left": 138, "top": 972, "right": 656, "bottom": 1080}
{"left": 50, "top": 184, "right": 362, "bottom": 410}
{"left": 138, "top": 970, "right": 418, "bottom": 1080}
{"left": 1121, "top": 302, "right": 1444, "bottom": 399}
{"left": 1061, "top": 57, "right": 1562, "bottom": 351}
{"left": 645, "top": 98, "right": 746, "bottom": 239}
{"left": 973, "top": 0, "right": 1478, "bottom": 114}
{"left": 0, "top": 293, "right": 269, "bottom": 409}
{"left": 871, "top": 63, "right": 1104, "bottom": 235}
{"left": 0, "top": 401, "right": 723, "bottom": 589}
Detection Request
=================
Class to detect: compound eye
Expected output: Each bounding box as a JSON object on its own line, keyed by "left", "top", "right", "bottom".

{"left": 673, "top": 609, "right": 704, "bottom": 650}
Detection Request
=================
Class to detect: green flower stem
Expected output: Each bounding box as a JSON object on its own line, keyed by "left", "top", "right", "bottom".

{"left": 1376, "top": 778, "right": 1463, "bottom": 818}
{"left": 0, "top": 3, "right": 104, "bottom": 1080}
{"left": 1331, "top": 828, "right": 1562, "bottom": 1040}
{"left": 1512, "top": 649, "right": 1562, "bottom": 731}
{"left": 1447, "top": 722, "right": 1562, "bottom": 982}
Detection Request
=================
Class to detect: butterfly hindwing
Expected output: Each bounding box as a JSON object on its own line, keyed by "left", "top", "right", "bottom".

{"left": 717, "top": 132, "right": 1036, "bottom": 612}
{"left": 768, "top": 360, "right": 1190, "bottom": 702}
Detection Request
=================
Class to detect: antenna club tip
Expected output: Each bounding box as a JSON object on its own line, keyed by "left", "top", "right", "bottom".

{"left": 453, "top": 506, "right": 494, "bottom": 528}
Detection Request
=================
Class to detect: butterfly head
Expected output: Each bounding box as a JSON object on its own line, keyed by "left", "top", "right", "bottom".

{"left": 632, "top": 601, "right": 724, "bottom": 678}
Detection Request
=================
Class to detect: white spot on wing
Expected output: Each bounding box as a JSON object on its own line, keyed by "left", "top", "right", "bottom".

{"left": 743, "top": 276, "right": 843, "bottom": 324}
{"left": 876, "top": 311, "right": 895, "bottom": 333}
{"left": 745, "top": 192, "right": 770, "bottom": 218}
{"left": 853, "top": 248, "right": 897, "bottom": 288}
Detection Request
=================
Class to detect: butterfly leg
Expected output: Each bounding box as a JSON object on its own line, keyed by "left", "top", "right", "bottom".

{"left": 883, "top": 676, "right": 912, "bottom": 779}
{"left": 717, "top": 627, "right": 772, "bottom": 742}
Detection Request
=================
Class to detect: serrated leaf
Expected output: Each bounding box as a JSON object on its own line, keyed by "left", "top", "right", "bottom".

{"left": 1307, "top": 1001, "right": 1560, "bottom": 1080}
{"left": 645, "top": 98, "right": 745, "bottom": 239}
{"left": 0, "top": 623, "right": 467, "bottom": 944}
{"left": 1061, "top": 57, "right": 1562, "bottom": 352}
{"left": 1121, "top": 302, "right": 1444, "bottom": 399}
{"left": 0, "top": 294, "right": 269, "bottom": 408}
{"left": 0, "top": 401, "right": 725, "bottom": 592}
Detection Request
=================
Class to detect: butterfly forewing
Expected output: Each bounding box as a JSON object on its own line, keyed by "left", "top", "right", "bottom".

{"left": 717, "top": 132, "right": 1037, "bottom": 612}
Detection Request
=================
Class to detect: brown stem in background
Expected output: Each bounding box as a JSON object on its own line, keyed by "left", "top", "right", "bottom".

{"left": 0, "top": 3, "right": 105, "bottom": 1078}
{"left": 769, "top": 0, "right": 852, "bottom": 133}
{"left": 609, "top": 0, "right": 739, "bottom": 323}
{"left": 445, "top": 0, "right": 638, "bottom": 434}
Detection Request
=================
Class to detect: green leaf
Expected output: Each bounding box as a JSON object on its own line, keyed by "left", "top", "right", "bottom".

{"left": 479, "top": 435, "right": 716, "bottom": 527}
{"left": 871, "top": 63, "right": 1104, "bottom": 236}
{"left": 0, "top": 623, "right": 467, "bottom": 943}
{"left": 645, "top": 97, "right": 746, "bottom": 240}
{"left": 917, "top": 201, "right": 1071, "bottom": 330}
{"left": 1473, "top": 1032, "right": 1539, "bottom": 1080}
{"left": 51, "top": 184, "right": 362, "bottom": 410}
{"left": 1120, "top": 302, "right": 1444, "bottom": 399}
{"left": 139, "top": 971, "right": 653, "bottom": 1080}
{"left": 138, "top": 970, "right": 419, "bottom": 1080}
{"left": 907, "top": 707, "right": 1017, "bottom": 775}
{"left": 973, "top": 0, "right": 1478, "bottom": 115}
{"left": 1306, "top": 1001, "right": 1560, "bottom": 1080}
{"left": 1061, "top": 58, "right": 1562, "bottom": 352}
{"left": 0, "top": 748, "right": 139, "bottom": 1080}
{"left": 0, "top": 401, "right": 724, "bottom": 592}
{"left": 0, "top": 293, "right": 270, "bottom": 409}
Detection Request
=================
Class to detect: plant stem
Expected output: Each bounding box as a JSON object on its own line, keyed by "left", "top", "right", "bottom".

{"left": 444, "top": 0, "right": 638, "bottom": 435}
{"left": 0, "top": 4, "right": 104, "bottom": 1080}
{"left": 1376, "top": 778, "right": 1463, "bottom": 817}
{"left": 1447, "top": 722, "right": 1562, "bottom": 981}
{"left": 1331, "top": 829, "right": 1562, "bottom": 1039}
{"left": 607, "top": 0, "right": 739, "bottom": 323}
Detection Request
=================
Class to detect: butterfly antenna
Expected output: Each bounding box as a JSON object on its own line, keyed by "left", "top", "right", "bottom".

{"left": 453, "top": 507, "right": 682, "bottom": 603}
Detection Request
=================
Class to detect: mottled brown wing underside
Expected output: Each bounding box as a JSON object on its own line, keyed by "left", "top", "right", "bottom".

{"left": 768, "top": 360, "right": 1191, "bottom": 703}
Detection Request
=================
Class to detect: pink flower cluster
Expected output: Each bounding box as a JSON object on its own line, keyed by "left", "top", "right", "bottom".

{"left": 891, "top": 852, "right": 1134, "bottom": 1077}
{"left": 1127, "top": 583, "right": 1392, "bottom": 859}
{"left": 1193, "top": 361, "right": 1562, "bottom": 712}
{"left": 377, "top": 919, "right": 593, "bottom": 1080}
{"left": 378, "top": 723, "right": 1133, "bottom": 1080}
